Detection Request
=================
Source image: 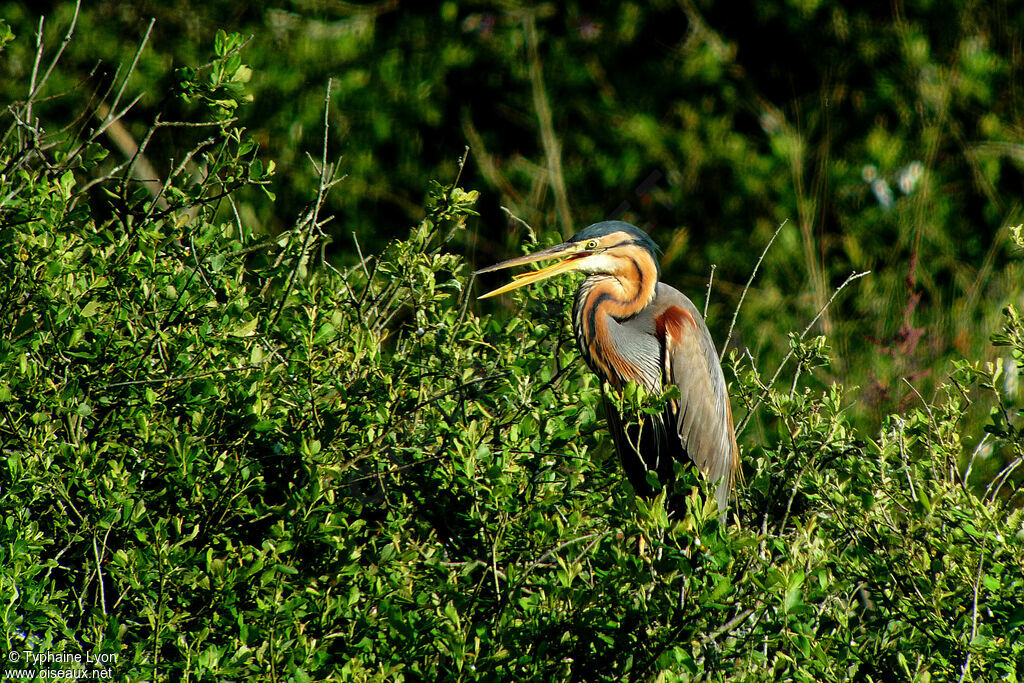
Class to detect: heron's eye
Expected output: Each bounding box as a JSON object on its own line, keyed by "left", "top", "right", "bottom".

{"left": 585, "top": 239, "right": 599, "bottom": 250}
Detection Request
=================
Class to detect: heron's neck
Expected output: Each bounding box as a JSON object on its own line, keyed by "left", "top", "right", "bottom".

{"left": 572, "top": 258, "right": 658, "bottom": 386}
{"left": 576, "top": 255, "right": 658, "bottom": 321}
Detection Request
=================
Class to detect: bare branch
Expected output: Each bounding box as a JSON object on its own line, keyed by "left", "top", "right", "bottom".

{"left": 957, "top": 534, "right": 988, "bottom": 683}
{"left": 722, "top": 219, "right": 787, "bottom": 360}
{"left": 106, "top": 19, "right": 154, "bottom": 126}
{"left": 29, "top": 1, "right": 82, "bottom": 109}
{"left": 267, "top": 79, "right": 337, "bottom": 333}
{"left": 103, "top": 364, "right": 265, "bottom": 389}
{"left": 144, "top": 137, "right": 216, "bottom": 222}
{"left": 703, "top": 263, "right": 717, "bottom": 318}
{"left": 737, "top": 269, "right": 870, "bottom": 436}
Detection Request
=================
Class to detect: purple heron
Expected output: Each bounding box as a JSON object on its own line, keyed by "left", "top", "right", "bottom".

{"left": 475, "top": 221, "right": 739, "bottom": 517}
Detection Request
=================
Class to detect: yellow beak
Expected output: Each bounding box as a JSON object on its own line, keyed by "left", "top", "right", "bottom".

{"left": 474, "top": 242, "right": 591, "bottom": 299}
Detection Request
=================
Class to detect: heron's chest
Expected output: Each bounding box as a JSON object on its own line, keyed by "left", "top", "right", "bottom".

{"left": 572, "top": 302, "right": 662, "bottom": 391}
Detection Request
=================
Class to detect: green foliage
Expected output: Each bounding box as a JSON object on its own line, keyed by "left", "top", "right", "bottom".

{"left": 3, "top": 1, "right": 1024, "bottom": 437}
{"left": 1, "top": 10, "right": 1022, "bottom": 683}
{"left": 175, "top": 30, "right": 254, "bottom": 121}
{"left": 0, "top": 20, "right": 13, "bottom": 52}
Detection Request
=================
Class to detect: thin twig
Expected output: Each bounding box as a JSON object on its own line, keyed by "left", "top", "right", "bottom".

{"left": 777, "top": 418, "right": 843, "bottom": 534}
{"left": 29, "top": 1, "right": 82, "bottom": 107}
{"left": 112, "top": 108, "right": 160, "bottom": 204}
{"left": 771, "top": 270, "right": 869, "bottom": 385}
{"left": 103, "top": 364, "right": 263, "bottom": 389}
{"left": 902, "top": 377, "right": 957, "bottom": 484}
{"left": 60, "top": 21, "right": 154, "bottom": 171}
{"left": 24, "top": 16, "right": 45, "bottom": 131}
{"left": 453, "top": 145, "right": 470, "bottom": 188}
{"left": 722, "top": 219, "right": 787, "bottom": 360}
{"left": 456, "top": 272, "right": 476, "bottom": 328}
{"left": 5, "top": 1, "right": 81, "bottom": 149}
{"left": 701, "top": 607, "right": 755, "bottom": 646}
{"left": 893, "top": 417, "right": 919, "bottom": 502}
{"left": 957, "top": 533, "right": 988, "bottom": 683}
{"left": 500, "top": 206, "right": 537, "bottom": 243}
{"left": 144, "top": 137, "right": 215, "bottom": 221}
{"left": 267, "top": 79, "right": 337, "bottom": 333}
{"left": 106, "top": 19, "right": 154, "bottom": 127}
{"left": 788, "top": 364, "right": 802, "bottom": 399}
{"left": 703, "top": 263, "right": 716, "bottom": 318}
{"left": 88, "top": 92, "right": 145, "bottom": 155}
{"left": 985, "top": 455, "right": 1023, "bottom": 505}
{"left": 737, "top": 270, "right": 870, "bottom": 435}
{"left": 93, "top": 524, "right": 113, "bottom": 616}
{"left": 962, "top": 433, "right": 989, "bottom": 488}
{"left": 517, "top": 531, "right": 613, "bottom": 585}
{"left": 94, "top": 104, "right": 166, "bottom": 206}
{"left": 352, "top": 231, "right": 372, "bottom": 280}
{"left": 92, "top": 535, "right": 106, "bottom": 616}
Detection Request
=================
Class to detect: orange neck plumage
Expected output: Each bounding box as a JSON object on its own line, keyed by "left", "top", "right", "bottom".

{"left": 572, "top": 246, "right": 659, "bottom": 387}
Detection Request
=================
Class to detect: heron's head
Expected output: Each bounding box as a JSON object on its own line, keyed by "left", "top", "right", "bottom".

{"left": 474, "top": 221, "right": 661, "bottom": 299}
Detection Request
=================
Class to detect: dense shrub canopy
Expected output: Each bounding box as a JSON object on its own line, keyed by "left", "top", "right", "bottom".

{"left": 1, "top": 4, "right": 1023, "bottom": 681}
{"left": 4, "top": 0, "right": 1024, "bottom": 421}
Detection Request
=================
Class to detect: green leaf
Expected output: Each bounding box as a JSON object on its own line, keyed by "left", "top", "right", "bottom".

{"left": 80, "top": 300, "right": 102, "bottom": 317}
{"left": 783, "top": 572, "right": 804, "bottom": 613}
{"left": 228, "top": 316, "right": 259, "bottom": 337}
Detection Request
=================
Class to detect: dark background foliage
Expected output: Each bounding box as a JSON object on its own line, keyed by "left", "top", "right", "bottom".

{"left": 1, "top": 1, "right": 1023, "bottom": 680}
{"left": 5, "top": 0, "right": 1024, "bottom": 429}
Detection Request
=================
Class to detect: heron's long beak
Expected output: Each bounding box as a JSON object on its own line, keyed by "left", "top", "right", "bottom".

{"left": 474, "top": 242, "right": 589, "bottom": 299}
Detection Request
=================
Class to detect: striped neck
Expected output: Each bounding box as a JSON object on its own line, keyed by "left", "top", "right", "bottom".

{"left": 571, "top": 254, "right": 658, "bottom": 387}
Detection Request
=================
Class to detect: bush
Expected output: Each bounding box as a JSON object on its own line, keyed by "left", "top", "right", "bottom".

{"left": 4, "top": 1, "right": 1024, "bottom": 432}
{"left": 2, "top": 18, "right": 1022, "bottom": 683}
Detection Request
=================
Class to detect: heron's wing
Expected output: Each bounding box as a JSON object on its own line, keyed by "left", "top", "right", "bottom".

{"left": 654, "top": 291, "right": 739, "bottom": 514}
{"left": 602, "top": 394, "right": 643, "bottom": 495}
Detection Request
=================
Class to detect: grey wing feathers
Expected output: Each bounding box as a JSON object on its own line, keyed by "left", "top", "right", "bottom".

{"left": 660, "top": 292, "right": 738, "bottom": 515}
